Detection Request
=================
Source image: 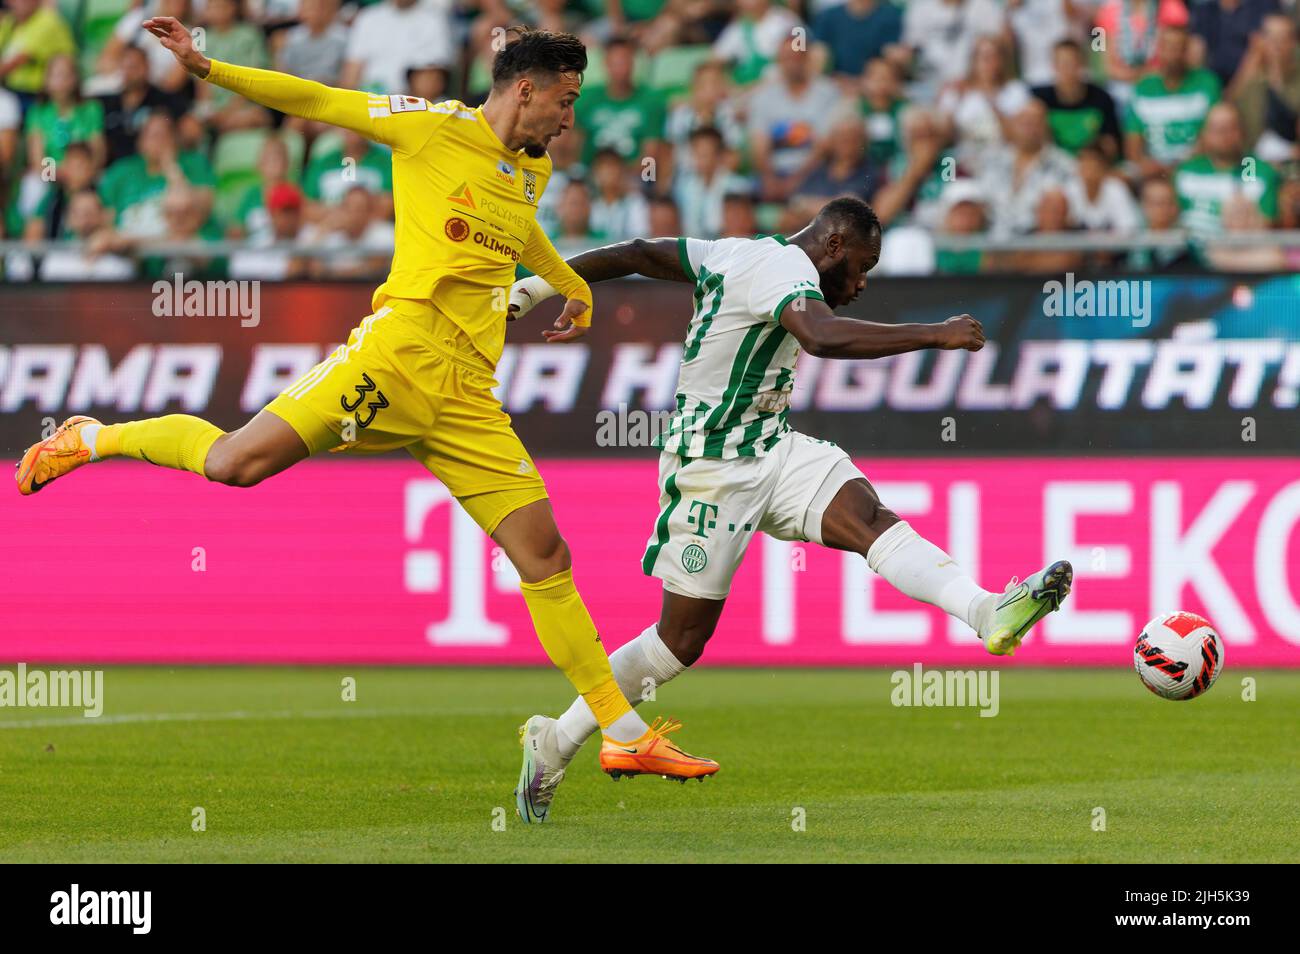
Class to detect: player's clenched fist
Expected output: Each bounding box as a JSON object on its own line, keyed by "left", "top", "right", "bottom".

{"left": 142, "top": 16, "right": 211, "bottom": 77}
{"left": 936, "top": 314, "right": 985, "bottom": 351}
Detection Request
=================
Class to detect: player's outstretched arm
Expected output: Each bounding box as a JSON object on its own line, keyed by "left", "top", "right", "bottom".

{"left": 142, "top": 16, "right": 430, "bottom": 153}
{"left": 563, "top": 238, "right": 693, "bottom": 284}
{"left": 779, "top": 296, "right": 985, "bottom": 360}
{"left": 509, "top": 237, "right": 688, "bottom": 327}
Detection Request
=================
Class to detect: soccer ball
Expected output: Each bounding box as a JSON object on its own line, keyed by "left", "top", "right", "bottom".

{"left": 1133, "top": 612, "right": 1224, "bottom": 701}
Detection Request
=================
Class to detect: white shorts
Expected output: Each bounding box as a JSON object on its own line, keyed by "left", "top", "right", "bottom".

{"left": 640, "top": 431, "right": 864, "bottom": 600}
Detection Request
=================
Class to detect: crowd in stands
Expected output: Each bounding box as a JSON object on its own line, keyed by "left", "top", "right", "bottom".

{"left": 3, "top": 0, "right": 1300, "bottom": 280}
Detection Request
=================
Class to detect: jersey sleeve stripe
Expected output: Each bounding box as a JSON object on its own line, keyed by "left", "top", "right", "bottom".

{"left": 771, "top": 287, "right": 825, "bottom": 321}
{"left": 676, "top": 236, "right": 697, "bottom": 282}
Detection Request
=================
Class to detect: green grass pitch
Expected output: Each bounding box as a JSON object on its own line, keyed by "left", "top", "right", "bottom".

{"left": 0, "top": 667, "right": 1295, "bottom": 863}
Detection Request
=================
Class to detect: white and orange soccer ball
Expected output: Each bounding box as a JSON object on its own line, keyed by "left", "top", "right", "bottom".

{"left": 1133, "top": 612, "right": 1225, "bottom": 701}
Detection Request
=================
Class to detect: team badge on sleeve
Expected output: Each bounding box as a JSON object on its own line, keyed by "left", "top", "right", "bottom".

{"left": 389, "top": 94, "right": 429, "bottom": 113}
{"left": 523, "top": 170, "right": 537, "bottom": 203}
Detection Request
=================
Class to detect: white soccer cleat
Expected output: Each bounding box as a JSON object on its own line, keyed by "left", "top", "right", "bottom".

{"left": 980, "top": 560, "right": 1073, "bottom": 656}
{"left": 514, "top": 715, "right": 569, "bottom": 824}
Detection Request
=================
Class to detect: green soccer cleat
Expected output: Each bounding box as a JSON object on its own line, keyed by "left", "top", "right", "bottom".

{"left": 515, "top": 715, "right": 568, "bottom": 824}
{"left": 980, "top": 560, "right": 1073, "bottom": 656}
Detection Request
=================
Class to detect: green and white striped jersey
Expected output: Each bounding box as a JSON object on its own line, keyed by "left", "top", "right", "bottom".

{"left": 657, "top": 234, "right": 824, "bottom": 459}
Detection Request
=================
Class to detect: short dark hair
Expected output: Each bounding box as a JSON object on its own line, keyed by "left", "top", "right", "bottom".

{"left": 1053, "top": 38, "right": 1083, "bottom": 57}
{"left": 492, "top": 26, "right": 587, "bottom": 89}
{"left": 814, "top": 196, "right": 881, "bottom": 245}
{"left": 688, "top": 125, "right": 725, "bottom": 147}
{"left": 591, "top": 147, "right": 624, "bottom": 166}
{"left": 62, "top": 141, "right": 93, "bottom": 161}
{"left": 1076, "top": 143, "right": 1107, "bottom": 163}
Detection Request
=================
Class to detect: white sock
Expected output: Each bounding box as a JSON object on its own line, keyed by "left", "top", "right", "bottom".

{"left": 555, "top": 624, "right": 687, "bottom": 757}
{"left": 605, "top": 709, "right": 650, "bottom": 744}
{"left": 81, "top": 423, "right": 102, "bottom": 461}
{"left": 866, "top": 521, "right": 992, "bottom": 633}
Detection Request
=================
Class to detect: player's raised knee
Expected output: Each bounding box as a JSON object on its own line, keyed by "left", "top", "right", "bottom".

{"left": 534, "top": 533, "right": 572, "bottom": 579}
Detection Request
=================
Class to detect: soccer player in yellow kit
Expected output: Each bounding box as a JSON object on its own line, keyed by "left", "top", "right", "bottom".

{"left": 14, "top": 16, "right": 718, "bottom": 811}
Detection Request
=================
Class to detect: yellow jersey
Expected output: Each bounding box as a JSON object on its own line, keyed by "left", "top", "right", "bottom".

{"left": 205, "top": 60, "right": 591, "bottom": 368}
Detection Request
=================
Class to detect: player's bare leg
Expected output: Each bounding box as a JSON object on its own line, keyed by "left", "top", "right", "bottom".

{"left": 500, "top": 501, "right": 718, "bottom": 821}
{"left": 818, "top": 478, "right": 1072, "bottom": 656}
{"left": 16, "top": 408, "right": 313, "bottom": 495}
{"left": 197, "top": 410, "right": 314, "bottom": 486}
{"left": 490, "top": 497, "right": 576, "bottom": 583}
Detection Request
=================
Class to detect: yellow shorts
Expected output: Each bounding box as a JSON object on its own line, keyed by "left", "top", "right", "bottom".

{"left": 265, "top": 297, "right": 547, "bottom": 533}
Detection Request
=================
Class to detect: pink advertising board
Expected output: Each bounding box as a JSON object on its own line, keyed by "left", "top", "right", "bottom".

{"left": 1, "top": 458, "right": 1298, "bottom": 666}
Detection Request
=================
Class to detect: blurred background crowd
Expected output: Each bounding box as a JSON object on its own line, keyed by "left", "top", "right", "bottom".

{"left": 3, "top": 0, "right": 1300, "bottom": 280}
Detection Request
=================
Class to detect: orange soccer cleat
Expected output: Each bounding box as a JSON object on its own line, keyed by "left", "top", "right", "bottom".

{"left": 15, "top": 416, "right": 100, "bottom": 495}
{"left": 599, "top": 716, "right": 719, "bottom": 783}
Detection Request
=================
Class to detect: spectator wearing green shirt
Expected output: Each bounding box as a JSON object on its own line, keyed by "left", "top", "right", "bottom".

{"left": 195, "top": 0, "right": 271, "bottom": 133}
{"left": 98, "top": 110, "right": 215, "bottom": 238}
{"left": 712, "top": 0, "right": 803, "bottom": 87}
{"left": 933, "top": 180, "right": 989, "bottom": 275}
{"left": 1124, "top": 26, "right": 1221, "bottom": 178}
{"left": 303, "top": 128, "right": 394, "bottom": 221}
{"left": 1173, "top": 101, "right": 1278, "bottom": 235}
{"left": 228, "top": 135, "right": 293, "bottom": 240}
{"left": 1031, "top": 39, "right": 1122, "bottom": 161}
{"left": 24, "top": 54, "right": 106, "bottom": 172}
{"left": 860, "top": 58, "right": 906, "bottom": 169}
{"left": 0, "top": 0, "right": 76, "bottom": 101}
{"left": 576, "top": 36, "right": 666, "bottom": 175}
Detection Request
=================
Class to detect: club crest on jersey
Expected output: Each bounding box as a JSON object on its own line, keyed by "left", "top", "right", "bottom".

{"left": 388, "top": 94, "right": 428, "bottom": 113}
{"left": 681, "top": 544, "right": 708, "bottom": 574}
{"left": 495, "top": 160, "right": 515, "bottom": 184}
{"left": 444, "top": 217, "right": 469, "bottom": 241}
{"left": 523, "top": 170, "right": 537, "bottom": 203}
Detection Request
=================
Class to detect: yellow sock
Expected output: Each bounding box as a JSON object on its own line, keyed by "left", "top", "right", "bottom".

{"left": 96, "top": 415, "right": 224, "bottom": 477}
{"left": 519, "top": 568, "right": 633, "bottom": 729}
